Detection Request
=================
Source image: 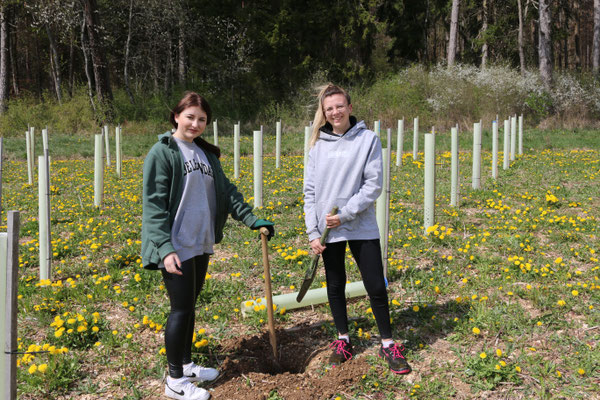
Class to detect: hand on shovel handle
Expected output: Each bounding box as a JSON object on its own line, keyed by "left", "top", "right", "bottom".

{"left": 296, "top": 206, "right": 338, "bottom": 302}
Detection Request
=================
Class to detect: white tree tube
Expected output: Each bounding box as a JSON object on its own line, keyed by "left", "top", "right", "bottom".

{"left": 234, "top": 123, "right": 240, "bottom": 179}
{"left": 25, "top": 131, "right": 33, "bottom": 185}
{"left": 241, "top": 281, "right": 367, "bottom": 316}
{"left": 503, "top": 119, "right": 510, "bottom": 170}
{"left": 275, "top": 120, "right": 281, "bottom": 169}
{"left": 253, "top": 130, "right": 263, "bottom": 208}
{"left": 376, "top": 129, "right": 391, "bottom": 276}
{"left": 116, "top": 125, "right": 122, "bottom": 178}
{"left": 29, "top": 127, "right": 35, "bottom": 160}
{"left": 492, "top": 120, "right": 498, "bottom": 179}
{"left": 42, "top": 128, "right": 48, "bottom": 152}
{"left": 303, "top": 126, "right": 310, "bottom": 182}
{"left": 396, "top": 119, "right": 404, "bottom": 167}
{"left": 518, "top": 114, "right": 523, "bottom": 155}
{"left": 38, "top": 156, "right": 51, "bottom": 280}
{"left": 423, "top": 133, "right": 435, "bottom": 233}
{"left": 450, "top": 126, "right": 459, "bottom": 207}
{"left": 94, "top": 133, "right": 104, "bottom": 207}
{"left": 104, "top": 125, "right": 110, "bottom": 166}
{"left": 510, "top": 115, "right": 516, "bottom": 161}
{"left": 213, "top": 119, "right": 218, "bottom": 146}
{"left": 413, "top": 117, "right": 419, "bottom": 160}
{"left": 472, "top": 122, "right": 482, "bottom": 190}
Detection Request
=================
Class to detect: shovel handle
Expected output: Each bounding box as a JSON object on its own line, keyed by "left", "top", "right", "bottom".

{"left": 259, "top": 226, "right": 277, "bottom": 359}
{"left": 319, "top": 206, "right": 339, "bottom": 245}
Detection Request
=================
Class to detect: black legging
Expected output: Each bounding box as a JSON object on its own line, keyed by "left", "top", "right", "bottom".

{"left": 321, "top": 239, "right": 392, "bottom": 339}
{"left": 161, "top": 254, "right": 209, "bottom": 378}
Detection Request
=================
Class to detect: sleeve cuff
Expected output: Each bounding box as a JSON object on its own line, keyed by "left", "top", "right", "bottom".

{"left": 337, "top": 208, "right": 352, "bottom": 224}
{"left": 157, "top": 241, "right": 176, "bottom": 261}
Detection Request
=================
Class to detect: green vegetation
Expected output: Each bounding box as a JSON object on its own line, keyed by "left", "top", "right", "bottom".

{"left": 1, "top": 125, "right": 598, "bottom": 398}
{"left": 4, "top": 64, "right": 599, "bottom": 140}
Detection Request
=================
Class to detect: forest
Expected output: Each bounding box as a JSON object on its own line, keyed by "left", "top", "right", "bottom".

{"left": 0, "top": 0, "right": 599, "bottom": 126}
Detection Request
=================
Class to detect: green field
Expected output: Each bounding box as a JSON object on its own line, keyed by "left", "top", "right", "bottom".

{"left": 1, "top": 126, "right": 598, "bottom": 399}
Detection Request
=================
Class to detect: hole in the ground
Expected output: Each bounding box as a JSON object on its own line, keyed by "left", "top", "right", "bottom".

{"left": 219, "top": 326, "right": 330, "bottom": 376}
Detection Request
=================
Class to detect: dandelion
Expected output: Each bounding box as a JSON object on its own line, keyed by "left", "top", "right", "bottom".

{"left": 571, "top": 290, "right": 579, "bottom": 296}
{"left": 515, "top": 366, "right": 521, "bottom": 373}
{"left": 472, "top": 327, "right": 481, "bottom": 335}
{"left": 480, "top": 352, "right": 487, "bottom": 359}
{"left": 578, "top": 368, "right": 585, "bottom": 376}
{"left": 496, "top": 349, "right": 502, "bottom": 357}
{"left": 28, "top": 364, "right": 37, "bottom": 374}
{"left": 38, "top": 364, "right": 48, "bottom": 373}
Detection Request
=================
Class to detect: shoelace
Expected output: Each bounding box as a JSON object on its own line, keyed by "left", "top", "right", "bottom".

{"left": 387, "top": 344, "right": 405, "bottom": 359}
{"left": 329, "top": 339, "right": 352, "bottom": 360}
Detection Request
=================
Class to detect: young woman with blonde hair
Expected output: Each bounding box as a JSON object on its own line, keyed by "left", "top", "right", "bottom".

{"left": 303, "top": 84, "right": 411, "bottom": 375}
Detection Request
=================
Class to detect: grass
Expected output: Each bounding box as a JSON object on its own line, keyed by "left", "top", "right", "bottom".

{"left": 0, "top": 125, "right": 598, "bottom": 398}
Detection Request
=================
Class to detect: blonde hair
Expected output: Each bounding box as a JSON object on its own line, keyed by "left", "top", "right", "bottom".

{"left": 309, "top": 84, "right": 351, "bottom": 147}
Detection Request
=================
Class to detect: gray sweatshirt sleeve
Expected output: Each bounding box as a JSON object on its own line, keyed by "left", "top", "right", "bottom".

{"left": 303, "top": 147, "right": 320, "bottom": 241}
{"left": 337, "top": 135, "right": 383, "bottom": 224}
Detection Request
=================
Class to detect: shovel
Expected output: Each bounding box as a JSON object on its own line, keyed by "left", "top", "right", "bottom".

{"left": 260, "top": 227, "right": 278, "bottom": 360}
{"left": 296, "top": 206, "right": 338, "bottom": 302}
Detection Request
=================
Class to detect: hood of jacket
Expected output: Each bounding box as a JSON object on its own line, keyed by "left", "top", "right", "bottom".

{"left": 318, "top": 116, "right": 364, "bottom": 142}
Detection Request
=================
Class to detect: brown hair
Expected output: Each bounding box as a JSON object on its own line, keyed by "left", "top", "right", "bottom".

{"left": 310, "top": 84, "right": 351, "bottom": 147}
{"left": 169, "top": 91, "right": 220, "bottom": 157}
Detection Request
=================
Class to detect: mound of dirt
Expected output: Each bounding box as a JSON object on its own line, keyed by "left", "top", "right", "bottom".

{"left": 209, "top": 325, "right": 372, "bottom": 399}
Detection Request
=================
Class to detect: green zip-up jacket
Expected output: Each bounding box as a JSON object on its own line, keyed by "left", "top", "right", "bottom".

{"left": 141, "top": 131, "right": 258, "bottom": 269}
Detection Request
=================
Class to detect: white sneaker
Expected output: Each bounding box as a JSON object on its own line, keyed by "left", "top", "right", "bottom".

{"left": 165, "top": 376, "right": 210, "bottom": 400}
{"left": 183, "top": 362, "right": 219, "bottom": 383}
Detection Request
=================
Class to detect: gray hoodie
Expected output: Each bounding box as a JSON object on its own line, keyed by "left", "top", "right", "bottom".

{"left": 304, "top": 119, "right": 383, "bottom": 243}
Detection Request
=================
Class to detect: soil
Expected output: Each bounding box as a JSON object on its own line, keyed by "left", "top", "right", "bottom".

{"left": 205, "top": 325, "right": 373, "bottom": 400}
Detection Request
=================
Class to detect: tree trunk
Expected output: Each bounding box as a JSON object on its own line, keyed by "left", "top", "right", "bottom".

{"left": 0, "top": 5, "right": 9, "bottom": 113}
{"left": 80, "top": 14, "right": 96, "bottom": 113}
{"left": 481, "top": 0, "right": 488, "bottom": 68}
{"left": 178, "top": 18, "right": 186, "bottom": 84}
{"left": 9, "top": 20, "right": 18, "bottom": 96}
{"left": 80, "top": 0, "right": 113, "bottom": 121}
{"left": 68, "top": 32, "right": 74, "bottom": 97}
{"left": 539, "top": 0, "right": 553, "bottom": 89}
{"left": 123, "top": 0, "right": 134, "bottom": 104}
{"left": 448, "top": 0, "right": 460, "bottom": 67}
{"left": 575, "top": 0, "right": 581, "bottom": 69}
{"left": 46, "top": 25, "right": 62, "bottom": 104}
{"left": 424, "top": 0, "right": 430, "bottom": 63}
{"left": 517, "top": 0, "right": 526, "bottom": 75}
{"left": 593, "top": 0, "right": 600, "bottom": 72}
{"left": 562, "top": 6, "right": 568, "bottom": 70}
{"left": 164, "top": 31, "right": 172, "bottom": 94}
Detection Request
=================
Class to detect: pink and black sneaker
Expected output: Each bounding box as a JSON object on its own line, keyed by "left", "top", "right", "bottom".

{"left": 329, "top": 339, "right": 353, "bottom": 366}
{"left": 379, "top": 343, "right": 411, "bottom": 374}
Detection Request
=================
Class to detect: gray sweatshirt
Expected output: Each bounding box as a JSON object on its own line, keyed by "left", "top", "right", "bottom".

{"left": 158, "top": 137, "right": 217, "bottom": 267}
{"left": 304, "top": 120, "right": 382, "bottom": 243}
